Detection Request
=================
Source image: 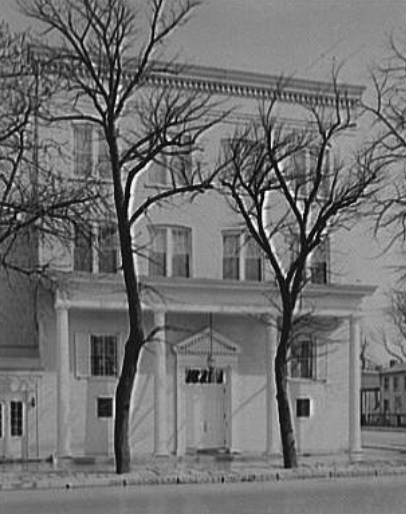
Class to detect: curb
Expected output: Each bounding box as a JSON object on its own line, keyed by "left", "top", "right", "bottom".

{"left": 2, "top": 465, "right": 406, "bottom": 491}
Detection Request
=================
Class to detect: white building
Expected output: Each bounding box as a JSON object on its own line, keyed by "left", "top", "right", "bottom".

{"left": 0, "top": 63, "right": 373, "bottom": 461}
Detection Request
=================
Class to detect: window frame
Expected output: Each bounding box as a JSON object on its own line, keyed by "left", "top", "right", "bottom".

{"left": 90, "top": 334, "right": 119, "bottom": 378}
{"left": 9, "top": 400, "right": 24, "bottom": 438}
{"left": 97, "top": 397, "right": 114, "bottom": 419}
{"left": 148, "top": 225, "right": 192, "bottom": 278}
{"left": 72, "top": 123, "right": 112, "bottom": 180}
{"left": 296, "top": 398, "right": 311, "bottom": 418}
{"left": 97, "top": 222, "right": 120, "bottom": 274}
{"left": 73, "top": 221, "right": 120, "bottom": 274}
{"left": 222, "top": 230, "right": 264, "bottom": 282}
{"left": 290, "top": 337, "right": 317, "bottom": 380}
{"left": 309, "top": 236, "right": 330, "bottom": 285}
{"left": 148, "top": 134, "right": 193, "bottom": 187}
{"left": 285, "top": 145, "right": 332, "bottom": 200}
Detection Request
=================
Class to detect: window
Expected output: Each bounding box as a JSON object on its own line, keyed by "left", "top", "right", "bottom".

{"left": 245, "top": 237, "right": 263, "bottom": 281}
{"left": 74, "top": 224, "right": 92, "bottom": 272}
{"left": 394, "top": 376, "right": 399, "bottom": 392}
{"left": 172, "top": 228, "right": 191, "bottom": 277}
{"left": 384, "top": 376, "right": 389, "bottom": 391}
{"left": 394, "top": 395, "right": 402, "bottom": 413}
{"left": 73, "top": 123, "right": 93, "bottom": 177}
{"left": 0, "top": 404, "right": 3, "bottom": 439}
{"left": 223, "top": 232, "right": 240, "bottom": 280}
{"left": 73, "top": 124, "right": 111, "bottom": 179}
{"left": 97, "top": 397, "right": 113, "bottom": 418}
{"left": 309, "top": 237, "right": 330, "bottom": 284}
{"left": 296, "top": 398, "right": 311, "bottom": 418}
{"left": 10, "top": 401, "right": 23, "bottom": 437}
{"left": 98, "top": 223, "right": 119, "bottom": 273}
{"left": 90, "top": 335, "right": 118, "bottom": 377}
{"left": 222, "top": 232, "right": 263, "bottom": 281}
{"left": 148, "top": 226, "right": 191, "bottom": 278}
{"left": 149, "top": 136, "right": 192, "bottom": 186}
{"left": 404, "top": 376, "right": 406, "bottom": 390}
{"left": 290, "top": 338, "right": 316, "bottom": 380}
{"left": 286, "top": 146, "right": 331, "bottom": 198}
{"left": 74, "top": 222, "right": 119, "bottom": 274}
{"left": 96, "top": 129, "right": 111, "bottom": 179}
{"left": 288, "top": 148, "right": 307, "bottom": 195}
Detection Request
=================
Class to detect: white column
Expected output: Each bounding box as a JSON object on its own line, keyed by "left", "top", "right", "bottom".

{"left": 266, "top": 318, "right": 280, "bottom": 455}
{"left": 349, "top": 314, "right": 362, "bottom": 453}
{"left": 55, "top": 299, "right": 71, "bottom": 457}
{"left": 154, "top": 310, "right": 168, "bottom": 457}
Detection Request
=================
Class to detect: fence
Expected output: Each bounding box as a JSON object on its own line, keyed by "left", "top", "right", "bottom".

{"left": 362, "top": 412, "right": 406, "bottom": 428}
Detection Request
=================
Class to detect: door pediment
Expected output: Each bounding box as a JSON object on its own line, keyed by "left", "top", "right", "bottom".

{"left": 174, "top": 328, "right": 241, "bottom": 357}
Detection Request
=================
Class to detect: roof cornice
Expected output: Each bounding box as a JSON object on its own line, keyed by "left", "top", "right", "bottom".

{"left": 147, "top": 62, "right": 365, "bottom": 109}
{"left": 29, "top": 45, "right": 364, "bottom": 109}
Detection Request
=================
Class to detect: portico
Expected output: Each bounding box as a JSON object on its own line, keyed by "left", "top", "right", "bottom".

{"left": 51, "top": 273, "right": 372, "bottom": 459}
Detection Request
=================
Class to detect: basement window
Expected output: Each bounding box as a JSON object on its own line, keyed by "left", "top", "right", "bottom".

{"left": 296, "top": 398, "right": 311, "bottom": 418}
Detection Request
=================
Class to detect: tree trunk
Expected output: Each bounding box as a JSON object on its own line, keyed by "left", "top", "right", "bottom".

{"left": 114, "top": 336, "right": 142, "bottom": 474}
{"left": 275, "top": 344, "right": 298, "bottom": 469}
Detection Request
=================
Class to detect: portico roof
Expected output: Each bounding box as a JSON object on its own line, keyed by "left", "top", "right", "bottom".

{"left": 52, "top": 272, "right": 376, "bottom": 318}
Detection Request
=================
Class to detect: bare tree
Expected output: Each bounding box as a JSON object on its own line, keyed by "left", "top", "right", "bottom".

{"left": 220, "top": 74, "right": 382, "bottom": 468}
{"left": 362, "top": 31, "right": 406, "bottom": 248}
{"left": 0, "top": 21, "right": 106, "bottom": 274}
{"left": 19, "top": 0, "right": 226, "bottom": 473}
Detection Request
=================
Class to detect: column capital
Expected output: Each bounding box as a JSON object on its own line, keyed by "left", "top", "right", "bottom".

{"left": 55, "top": 290, "right": 70, "bottom": 311}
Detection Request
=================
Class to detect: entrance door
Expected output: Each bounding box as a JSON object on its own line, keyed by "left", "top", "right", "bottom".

{"left": 185, "top": 368, "right": 228, "bottom": 450}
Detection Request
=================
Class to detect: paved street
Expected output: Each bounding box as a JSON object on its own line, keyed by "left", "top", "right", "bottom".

{"left": 1, "top": 475, "right": 406, "bottom": 514}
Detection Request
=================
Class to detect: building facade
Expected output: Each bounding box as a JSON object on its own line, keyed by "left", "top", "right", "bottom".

{"left": 0, "top": 64, "right": 373, "bottom": 460}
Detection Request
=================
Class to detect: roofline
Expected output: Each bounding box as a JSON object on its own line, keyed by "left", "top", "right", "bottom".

{"left": 29, "top": 45, "right": 364, "bottom": 109}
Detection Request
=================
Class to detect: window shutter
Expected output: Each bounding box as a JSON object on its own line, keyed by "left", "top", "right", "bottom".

{"left": 317, "top": 340, "right": 328, "bottom": 381}
{"left": 74, "top": 333, "right": 91, "bottom": 378}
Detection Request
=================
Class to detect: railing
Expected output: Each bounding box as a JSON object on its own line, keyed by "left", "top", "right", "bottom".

{"left": 362, "top": 412, "right": 406, "bottom": 428}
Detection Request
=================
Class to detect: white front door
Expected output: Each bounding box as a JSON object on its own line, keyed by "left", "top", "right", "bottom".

{"left": 185, "top": 368, "right": 228, "bottom": 450}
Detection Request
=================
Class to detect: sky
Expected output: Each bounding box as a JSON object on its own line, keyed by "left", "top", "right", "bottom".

{"left": 3, "top": 0, "right": 406, "bottom": 362}
{"left": 3, "top": 0, "right": 405, "bottom": 86}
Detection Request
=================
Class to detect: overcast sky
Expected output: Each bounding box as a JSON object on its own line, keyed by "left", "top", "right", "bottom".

{"left": 3, "top": 0, "right": 405, "bottom": 86}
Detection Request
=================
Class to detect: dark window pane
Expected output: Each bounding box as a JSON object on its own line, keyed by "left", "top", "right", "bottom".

{"left": 10, "top": 401, "right": 23, "bottom": 437}
{"left": 74, "top": 225, "right": 92, "bottom": 272}
{"left": 99, "top": 224, "right": 118, "bottom": 273}
{"left": 74, "top": 124, "right": 93, "bottom": 177}
{"left": 91, "top": 335, "right": 118, "bottom": 377}
{"left": 97, "top": 397, "right": 113, "bottom": 418}
{"left": 296, "top": 398, "right": 310, "bottom": 418}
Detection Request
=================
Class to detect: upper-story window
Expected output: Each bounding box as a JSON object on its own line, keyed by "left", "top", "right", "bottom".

{"left": 74, "top": 223, "right": 93, "bottom": 272}
{"left": 222, "top": 231, "right": 263, "bottom": 281}
{"left": 98, "top": 223, "right": 119, "bottom": 273}
{"left": 309, "top": 237, "right": 330, "bottom": 285}
{"left": 148, "top": 226, "right": 192, "bottom": 278}
{"left": 286, "top": 146, "right": 331, "bottom": 198}
{"left": 73, "top": 124, "right": 111, "bottom": 179}
{"left": 148, "top": 136, "right": 192, "bottom": 186}
{"left": 393, "top": 375, "right": 399, "bottom": 391}
{"left": 73, "top": 222, "right": 119, "bottom": 274}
